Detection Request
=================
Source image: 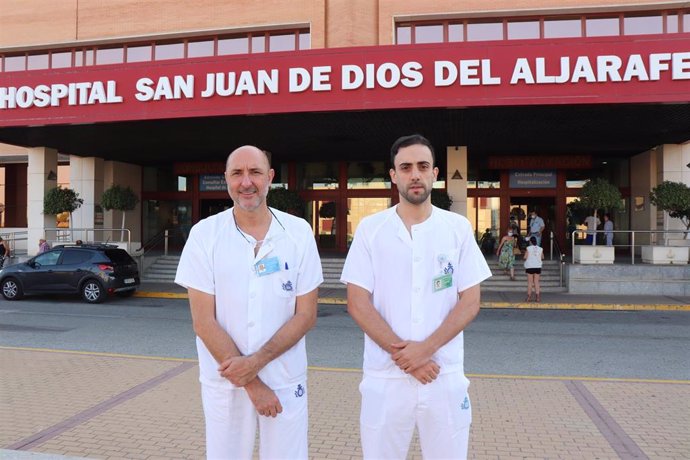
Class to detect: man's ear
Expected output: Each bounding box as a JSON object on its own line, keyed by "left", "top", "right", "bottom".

{"left": 389, "top": 168, "right": 397, "bottom": 185}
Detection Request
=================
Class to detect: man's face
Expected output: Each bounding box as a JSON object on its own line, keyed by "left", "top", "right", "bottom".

{"left": 224, "top": 147, "right": 274, "bottom": 212}
{"left": 390, "top": 143, "right": 438, "bottom": 206}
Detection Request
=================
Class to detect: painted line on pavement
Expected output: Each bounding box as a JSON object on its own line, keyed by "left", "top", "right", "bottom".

{"left": 3, "top": 347, "right": 688, "bottom": 385}
{"left": 0, "top": 346, "right": 196, "bottom": 362}
{"left": 566, "top": 380, "right": 650, "bottom": 460}
{"left": 134, "top": 291, "right": 689, "bottom": 311}
{"left": 7, "top": 361, "right": 196, "bottom": 451}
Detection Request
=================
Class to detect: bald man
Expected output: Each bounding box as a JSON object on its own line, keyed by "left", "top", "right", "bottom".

{"left": 175, "top": 146, "right": 323, "bottom": 459}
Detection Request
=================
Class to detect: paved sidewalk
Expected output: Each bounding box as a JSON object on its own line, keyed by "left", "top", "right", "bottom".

{"left": 2, "top": 347, "right": 688, "bottom": 459}
{"left": 135, "top": 282, "right": 690, "bottom": 311}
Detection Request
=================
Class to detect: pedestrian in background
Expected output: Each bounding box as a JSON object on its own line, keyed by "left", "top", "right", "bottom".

{"left": 38, "top": 238, "right": 51, "bottom": 254}
{"left": 496, "top": 226, "right": 517, "bottom": 281}
{"left": 0, "top": 236, "right": 10, "bottom": 269}
{"left": 175, "top": 145, "right": 323, "bottom": 459}
{"left": 524, "top": 236, "right": 544, "bottom": 302}
{"left": 603, "top": 213, "right": 614, "bottom": 247}
{"left": 341, "top": 134, "right": 491, "bottom": 459}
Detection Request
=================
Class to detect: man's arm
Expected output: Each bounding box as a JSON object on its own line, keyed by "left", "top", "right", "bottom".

{"left": 218, "top": 288, "right": 318, "bottom": 387}
{"left": 188, "top": 287, "right": 282, "bottom": 417}
{"left": 347, "top": 283, "right": 440, "bottom": 384}
{"left": 391, "top": 284, "right": 481, "bottom": 373}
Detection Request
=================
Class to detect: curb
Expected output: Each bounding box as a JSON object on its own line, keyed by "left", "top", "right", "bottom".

{"left": 133, "top": 292, "right": 689, "bottom": 311}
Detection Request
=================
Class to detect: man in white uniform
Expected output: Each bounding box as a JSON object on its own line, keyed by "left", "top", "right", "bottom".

{"left": 175, "top": 145, "right": 322, "bottom": 459}
{"left": 341, "top": 134, "right": 492, "bottom": 459}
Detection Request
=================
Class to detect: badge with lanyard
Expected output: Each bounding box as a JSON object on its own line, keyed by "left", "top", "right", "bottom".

{"left": 432, "top": 253, "right": 454, "bottom": 292}
{"left": 255, "top": 256, "right": 281, "bottom": 277}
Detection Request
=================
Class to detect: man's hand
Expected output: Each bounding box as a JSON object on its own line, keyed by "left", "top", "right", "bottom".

{"left": 245, "top": 379, "right": 283, "bottom": 417}
{"left": 218, "top": 355, "right": 260, "bottom": 387}
{"left": 391, "top": 340, "right": 434, "bottom": 373}
{"left": 409, "top": 360, "right": 440, "bottom": 385}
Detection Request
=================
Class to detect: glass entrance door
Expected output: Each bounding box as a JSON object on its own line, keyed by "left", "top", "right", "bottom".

{"left": 509, "top": 197, "right": 555, "bottom": 249}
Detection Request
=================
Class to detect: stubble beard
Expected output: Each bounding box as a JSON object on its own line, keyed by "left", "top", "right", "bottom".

{"left": 400, "top": 184, "right": 431, "bottom": 205}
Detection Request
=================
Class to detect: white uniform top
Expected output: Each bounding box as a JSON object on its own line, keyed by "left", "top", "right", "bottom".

{"left": 524, "top": 245, "right": 543, "bottom": 269}
{"left": 340, "top": 206, "right": 492, "bottom": 378}
{"left": 585, "top": 215, "right": 600, "bottom": 235}
{"left": 175, "top": 207, "right": 323, "bottom": 390}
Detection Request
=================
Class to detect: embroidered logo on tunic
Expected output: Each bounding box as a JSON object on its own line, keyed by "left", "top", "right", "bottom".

{"left": 461, "top": 396, "right": 470, "bottom": 410}
{"left": 294, "top": 384, "right": 305, "bottom": 398}
{"left": 444, "top": 262, "right": 454, "bottom": 275}
{"left": 282, "top": 281, "right": 294, "bottom": 292}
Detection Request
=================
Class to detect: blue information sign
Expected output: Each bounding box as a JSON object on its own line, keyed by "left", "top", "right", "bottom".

{"left": 509, "top": 170, "right": 556, "bottom": 188}
{"left": 199, "top": 174, "right": 227, "bottom": 191}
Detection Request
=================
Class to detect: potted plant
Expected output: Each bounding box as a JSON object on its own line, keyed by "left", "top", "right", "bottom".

{"left": 644, "top": 180, "right": 690, "bottom": 264}
{"left": 267, "top": 187, "right": 305, "bottom": 216}
{"left": 101, "top": 184, "right": 140, "bottom": 243}
{"left": 570, "top": 178, "right": 621, "bottom": 263}
{"left": 43, "top": 186, "right": 84, "bottom": 230}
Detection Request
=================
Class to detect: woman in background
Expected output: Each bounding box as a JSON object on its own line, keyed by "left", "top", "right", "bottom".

{"left": 523, "top": 236, "right": 544, "bottom": 302}
{"left": 496, "top": 226, "right": 517, "bottom": 281}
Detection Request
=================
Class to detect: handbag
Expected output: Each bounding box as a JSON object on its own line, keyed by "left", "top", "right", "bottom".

{"left": 512, "top": 246, "right": 522, "bottom": 256}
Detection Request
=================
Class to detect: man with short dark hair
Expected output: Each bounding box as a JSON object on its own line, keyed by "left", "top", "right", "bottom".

{"left": 342, "top": 134, "right": 491, "bottom": 459}
{"left": 528, "top": 210, "right": 545, "bottom": 246}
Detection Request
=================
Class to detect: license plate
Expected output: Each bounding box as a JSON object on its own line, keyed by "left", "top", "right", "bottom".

{"left": 124, "top": 278, "right": 135, "bottom": 284}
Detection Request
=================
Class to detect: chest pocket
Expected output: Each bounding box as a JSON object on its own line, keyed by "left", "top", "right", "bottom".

{"left": 434, "top": 249, "right": 460, "bottom": 291}
{"left": 274, "top": 272, "right": 297, "bottom": 298}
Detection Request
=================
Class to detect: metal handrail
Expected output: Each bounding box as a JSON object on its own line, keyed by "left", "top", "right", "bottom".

{"left": 548, "top": 230, "right": 566, "bottom": 287}
{"left": 570, "top": 229, "right": 689, "bottom": 264}
{"left": 0, "top": 231, "right": 28, "bottom": 256}
{"left": 43, "top": 227, "right": 131, "bottom": 248}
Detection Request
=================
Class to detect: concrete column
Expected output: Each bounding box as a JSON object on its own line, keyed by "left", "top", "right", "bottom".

{"left": 630, "top": 149, "right": 656, "bottom": 246}
{"left": 27, "top": 147, "right": 58, "bottom": 256}
{"left": 103, "top": 161, "right": 142, "bottom": 249}
{"left": 658, "top": 144, "right": 690, "bottom": 239}
{"left": 446, "top": 146, "right": 468, "bottom": 216}
{"left": 70, "top": 155, "right": 104, "bottom": 243}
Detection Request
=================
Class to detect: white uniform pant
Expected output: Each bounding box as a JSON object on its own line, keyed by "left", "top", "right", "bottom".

{"left": 359, "top": 372, "right": 471, "bottom": 460}
{"left": 201, "top": 382, "right": 308, "bottom": 460}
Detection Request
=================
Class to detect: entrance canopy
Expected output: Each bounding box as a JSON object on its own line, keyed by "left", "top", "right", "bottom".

{"left": 0, "top": 34, "right": 689, "bottom": 165}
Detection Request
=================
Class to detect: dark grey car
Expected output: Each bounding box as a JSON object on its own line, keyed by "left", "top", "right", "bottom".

{"left": 0, "top": 244, "right": 140, "bottom": 303}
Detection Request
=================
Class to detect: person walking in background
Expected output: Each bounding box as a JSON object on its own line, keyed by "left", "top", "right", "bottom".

{"left": 584, "top": 213, "right": 600, "bottom": 245}
{"left": 38, "top": 238, "right": 51, "bottom": 254}
{"left": 0, "top": 236, "right": 10, "bottom": 269}
{"left": 603, "top": 213, "right": 614, "bottom": 247}
{"left": 496, "top": 226, "right": 517, "bottom": 281}
{"left": 341, "top": 134, "right": 492, "bottom": 459}
{"left": 523, "top": 236, "right": 544, "bottom": 302}
{"left": 175, "top": 145, "right": 323, "bottom": 459}
{"left": 527, "top": 210, "right": 545, "bottom": 246}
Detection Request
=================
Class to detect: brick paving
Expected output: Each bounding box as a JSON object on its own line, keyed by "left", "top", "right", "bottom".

{"left": 2, "top": 348, "right": 689, "bottom": 460}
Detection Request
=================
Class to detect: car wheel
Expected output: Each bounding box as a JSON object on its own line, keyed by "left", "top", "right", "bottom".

{"left": 81, "top": 279, "right": 105, "bottom": 304}
{"left": 116, "top": 289, "right": 136, "bottom": 298}
{"left": 1, "top": 278, "right": 23, "bottom": 300}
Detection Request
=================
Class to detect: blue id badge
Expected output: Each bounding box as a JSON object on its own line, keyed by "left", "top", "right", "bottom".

{"left": 255, "top": 257, "right": 280, "bottom": 277}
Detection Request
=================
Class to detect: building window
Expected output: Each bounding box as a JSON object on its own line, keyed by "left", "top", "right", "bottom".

{"left": 155, "top": 43, "right": 184, "bottom": 60}
{"left": 127, "top": 45, "right": 152, "bottom": 62}
{"left": 507, "top": 20, "right": 540, "bottom": 40}
{"left": 624, "top": 15, "right": 663, "bottom": 35}
{"left": 269, "top": 33, "right": 296, "bottom": 52}
{"left": 665, "top": 14, "right": 679, "bottom": 33}
{"left": 396, "top": 26, "right": 412, "bottom": 44}
{"left": 51, "top": 52, "right": 72, "bottom": 68}
{"left": 586, "top": 17, "right": 620, "bottom": 37}
{"left": 27, "top": 53, "right": 49, "bottom": 70}
{"left": 298, "top": 31, "right": 311, "bottom": 49}
{"left": 683, "top": 12, "right": 690, "bottom": 31}
{"left": 4, "top": 55, "right": 26, "bottom": 71}
{"left": 251, "top": 35, "right": 266, "bottom": 53}
{"left": 467, "top": 22, "right": 503, "bottom": 41}
{"left": 188, "top": 40, "right": 214, "bottom": 57}
{"left": 544, "top": 18, "right": 582, "bottom": 38}
{"left": 218, "top": 37, "right": 249, "bottom": 55}
{"left": 96, "top": 47, "right": 124, "bottom": 65}
{"left": 448, "top": 23, "right": 464, "bottom": 42}
{"left": 415, "top": 24, "right": 444, "bottom": 43}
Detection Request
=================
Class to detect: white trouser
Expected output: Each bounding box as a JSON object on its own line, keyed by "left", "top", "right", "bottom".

{"left": 201, "top": 382, "right": 308, "bottom": 460}
{"left": 359, "top": 372, "right": 471, "bottom": 460}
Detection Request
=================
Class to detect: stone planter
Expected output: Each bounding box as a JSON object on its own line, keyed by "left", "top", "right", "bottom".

{"left": 573, "top": 245, "right": 615, "bottom": 264}
{"left": 641, "top": 246, "right": 689, "bottom": 265}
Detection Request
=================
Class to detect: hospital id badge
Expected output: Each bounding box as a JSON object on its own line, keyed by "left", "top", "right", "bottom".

{"left": 432, "top": 273, "right": 453, "bottom": 292}
{"left": 255, "top": 257, "right": 280, "bottom": 277}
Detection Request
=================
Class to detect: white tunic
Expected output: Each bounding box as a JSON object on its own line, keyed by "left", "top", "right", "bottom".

{"left": 175, "top": 207, "right": 323, "bottom": 390}
{"left": 341, "top": 205, "right": 492, "bottom": 378}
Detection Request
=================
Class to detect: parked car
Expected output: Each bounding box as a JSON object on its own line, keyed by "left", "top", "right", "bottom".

{"left": 0, "top": 244, "right": 140, "bottom": 303}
